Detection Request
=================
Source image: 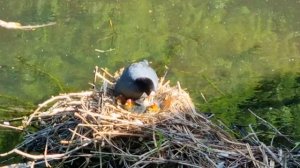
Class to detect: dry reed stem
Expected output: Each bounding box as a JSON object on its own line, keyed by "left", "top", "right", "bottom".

{"left": 0, "top": 123, "right": 23, "bottom": 131}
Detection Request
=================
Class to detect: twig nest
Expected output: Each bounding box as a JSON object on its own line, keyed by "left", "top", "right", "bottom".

{"left": 0, "top": 67, "right": 292, "bottom": 168}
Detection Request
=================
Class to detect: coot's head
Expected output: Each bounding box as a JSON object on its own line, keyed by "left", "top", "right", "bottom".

{"left": 135, "top": 77, "right": 155, "bottom": 96}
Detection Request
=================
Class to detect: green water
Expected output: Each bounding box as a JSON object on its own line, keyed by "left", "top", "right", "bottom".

{"left": 0, "top": 0, "right": 300, "bottom": 161}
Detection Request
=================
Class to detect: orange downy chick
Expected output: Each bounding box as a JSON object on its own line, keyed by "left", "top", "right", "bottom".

{"left": 124, "top": 99, "right": 134, "bottom": 111}
{"left": 161, "top": 95, "right": 173, "bottom": 110}
{"left": 147, "top": 102, "right": 160, "bottom": 112}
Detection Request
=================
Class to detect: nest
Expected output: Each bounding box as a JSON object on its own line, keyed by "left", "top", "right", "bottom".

{"left": 0, "top": 67, "right": 298, "bottom": 168}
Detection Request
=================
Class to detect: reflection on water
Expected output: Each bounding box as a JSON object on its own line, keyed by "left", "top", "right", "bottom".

{"left": 0, "top": 0, "right": 300, "bottom": 159}
{"left": 239, "top": 73, "right": 300, "bottom": 142}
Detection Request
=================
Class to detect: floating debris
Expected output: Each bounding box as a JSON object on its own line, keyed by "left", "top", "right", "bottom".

{"left": 0, "top": 19, "right": 55, "bottom": 30}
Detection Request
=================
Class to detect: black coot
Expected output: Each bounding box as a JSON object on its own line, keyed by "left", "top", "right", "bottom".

{"left": 114, "top": 60, "right": 159, "bottom": 99}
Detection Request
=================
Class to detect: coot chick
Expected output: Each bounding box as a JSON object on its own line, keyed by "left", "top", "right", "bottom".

{"left": 114, "top": 60, "right": 159, "bottom": 99}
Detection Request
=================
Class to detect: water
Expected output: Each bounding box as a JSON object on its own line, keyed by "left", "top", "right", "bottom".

{"left": 0, "top": 0, "right": 300, "bottom": 160}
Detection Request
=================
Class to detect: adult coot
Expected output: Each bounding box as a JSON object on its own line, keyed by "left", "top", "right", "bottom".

{"left": 114, "top": 60, "right": 159, "bottom": 99}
